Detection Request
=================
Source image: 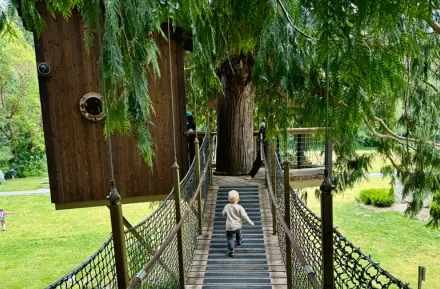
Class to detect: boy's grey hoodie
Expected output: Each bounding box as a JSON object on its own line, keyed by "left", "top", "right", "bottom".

{"left": 222, "top": 203, "right": 254, "bottom": 231}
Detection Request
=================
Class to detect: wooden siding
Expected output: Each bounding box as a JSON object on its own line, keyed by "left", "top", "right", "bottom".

{"left": 34, "top": 6, "right": 189, "bottom": 208}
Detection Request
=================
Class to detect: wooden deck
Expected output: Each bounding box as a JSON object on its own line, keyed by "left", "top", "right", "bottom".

{"left": 185, "top": 170, "right": 287, "bottom": 289}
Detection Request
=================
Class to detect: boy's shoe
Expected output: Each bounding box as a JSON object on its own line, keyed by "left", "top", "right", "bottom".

{"left": 245, "top": 176, "right": 253, "bottom": 180}
{"left": 236, "top": 240, "right": 242, "bottom": 246}
{"left": 227, "top": 249, "right": 234, "bottom": 257}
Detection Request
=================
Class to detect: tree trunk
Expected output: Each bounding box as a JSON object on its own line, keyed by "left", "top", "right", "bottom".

{"left": 216, "top": 53, "right": 255, "bottom": 175}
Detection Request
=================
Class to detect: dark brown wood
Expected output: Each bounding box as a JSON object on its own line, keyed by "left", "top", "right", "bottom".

{"left": 172, "top": 163, "right": 186, "bottom": 289}
{"left": 321, "top": 140, "right": 334, "bottom": 289}
{"left": 284, "top": 161, "right": 293, "bottom": 289}
{"left": 34, "top": 6, "right": 190, "bottom": 208}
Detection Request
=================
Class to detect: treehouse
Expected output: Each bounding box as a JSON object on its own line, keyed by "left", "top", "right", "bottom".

{"left": 33, "top": 6, "right": 192, "bottom": 209}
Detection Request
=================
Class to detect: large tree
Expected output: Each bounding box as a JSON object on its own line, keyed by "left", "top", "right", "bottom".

{"left": 3, "top": 0, "right": 440, "bottom": 224}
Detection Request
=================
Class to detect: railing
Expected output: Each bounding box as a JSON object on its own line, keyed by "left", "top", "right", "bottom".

{"left": 186, "top": 128, "right": 325, "bottom": 169}
{"left": 46, "top": 134, "right": 212, "bottom": 289}
{"left": 277, "top": 128, "right": 326, "bottom": 169}
{"left": 264, "top": 141, "right": 411, "bottom": 289}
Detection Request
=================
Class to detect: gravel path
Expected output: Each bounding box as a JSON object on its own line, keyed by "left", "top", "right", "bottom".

{"left": 0, "top": 187, "right": 50, "bottom": 196}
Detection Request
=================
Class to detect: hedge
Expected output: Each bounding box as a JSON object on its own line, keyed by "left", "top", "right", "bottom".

{"left": 358, "top": 188, "right": 394, "bottom": 208}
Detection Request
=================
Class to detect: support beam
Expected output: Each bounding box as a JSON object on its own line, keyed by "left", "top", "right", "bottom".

{"left": 108, "top": 185, "right": 129, "bottom": 289}
{"left": 173, "top": 163, "right": 185, "bottom": 289}
{"left": 271, "top": 142, "right": 277, "bottom": 235}
{"left": 320, "top": 140, "right": 335, "bottom": 289}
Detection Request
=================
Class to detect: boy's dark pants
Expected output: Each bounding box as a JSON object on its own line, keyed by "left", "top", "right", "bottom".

{"left": 226, "top": 229, "right": 242, "bottom": 250}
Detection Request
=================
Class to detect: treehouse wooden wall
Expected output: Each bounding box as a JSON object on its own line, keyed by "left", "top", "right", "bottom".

{"left": 34, "top": 7, "right": 189, "bottom": 209}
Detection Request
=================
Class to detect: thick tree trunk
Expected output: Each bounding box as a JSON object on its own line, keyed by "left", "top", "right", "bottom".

{"left": 216, "top": 53, "right": 255, "bottom": 175}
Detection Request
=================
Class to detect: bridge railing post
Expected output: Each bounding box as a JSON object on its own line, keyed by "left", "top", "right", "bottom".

{"left": 172, "top": 162, "right": 185, "bottom": 289}
{"left": 320, "top": 140, "right": 335, "bottom": 289}
{"left": 108, "top": 185, "right": 129, "bottom": 289}
{"left": 284, "top": 160, "right": 293, "bottom": 289}
{"left": 418, "top": 265, "right": 426, "bottom": 289}
{"left": 195, "top": 139, "right": 202, "bottom": 235}
{"left": 271, "top": 141, "right": 277, "bottom": 236}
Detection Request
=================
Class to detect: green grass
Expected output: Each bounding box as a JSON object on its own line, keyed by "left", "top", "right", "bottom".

{"left": 303, "top": 178, "right": 440, "bottom": 288}
{"left": 0, "top": 194, "right": 157, "bottom": 289}
{"left": 0, "top": 176, "right": 47, "bottom": 192}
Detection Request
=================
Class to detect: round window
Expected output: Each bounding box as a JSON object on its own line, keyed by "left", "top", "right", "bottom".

{"left": 79, "top": 93, "right": 105, "bottom": 121}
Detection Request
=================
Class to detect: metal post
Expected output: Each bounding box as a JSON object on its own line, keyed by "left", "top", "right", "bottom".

{"left": 173, "top": 163, "right": 185, "bottom": 289}
{"left": 271, "top": 142, "right": 277, "bottom": 235}
{"left": 108, "top": 184, "right": 129, "bottom": 289}
{"left": 254, "top": 135, "right": 257, "bottom": 159}
{"left": 284, "top": 161, "right": 293, "bottom": 289}
{"left": 296, "top": 134, "right": 305, "bottom": 168}
{"left": 195, "top": 139, "right": 202, "bottom": 235}
{"left": 207, "top": 111, "right": 212, "bottom": 189}
{"left": 320, "top": 140, "right": 335, "bottom": 289}
{"left": 418, "top": 266, "right": 426, "bottom": 289}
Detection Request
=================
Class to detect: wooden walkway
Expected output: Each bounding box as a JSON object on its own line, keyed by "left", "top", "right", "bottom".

{"left": 186, "top": 170, "right": 287, "bottom": 289}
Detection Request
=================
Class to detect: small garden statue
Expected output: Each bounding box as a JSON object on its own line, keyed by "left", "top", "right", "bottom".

{"left": 9, "top": 169, "right": 16, "bottom": 180}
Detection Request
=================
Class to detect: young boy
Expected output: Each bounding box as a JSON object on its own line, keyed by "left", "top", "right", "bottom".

{"left": 222, "top": 190, "right": 254, "bottom": 257}
{"left": 0, "top": 208, "right": 14, "bottom": 231}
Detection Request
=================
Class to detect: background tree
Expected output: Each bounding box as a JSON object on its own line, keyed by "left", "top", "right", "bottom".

{"left": 0, "top": 21, "right": 46, "bottom": 177}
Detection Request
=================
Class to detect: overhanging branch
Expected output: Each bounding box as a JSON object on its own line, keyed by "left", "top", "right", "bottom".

{"left": 362, "top": 114, "right": 440, "bottom": 149}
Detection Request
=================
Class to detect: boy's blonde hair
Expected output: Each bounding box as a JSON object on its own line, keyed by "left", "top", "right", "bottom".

{"left": 228, "top": 190, "right": 240, "bottom": 203}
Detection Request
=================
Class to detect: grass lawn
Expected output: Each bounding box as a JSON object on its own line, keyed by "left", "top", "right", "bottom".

{"left": 303, "top": 177, "right": 440, "bottom": 288}
{"left": 0, "top": 194, "right": 157, "bottom": 289}
{"left": 0, "top": 176, "right": 47, "bottom": 192}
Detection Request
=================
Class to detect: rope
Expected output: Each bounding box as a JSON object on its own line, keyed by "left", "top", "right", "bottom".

{"left": 127, "top": 149, "right": 212, "bottom": 288}
{"left": 168, "top": 19, "right": 178, "bottom": 162}
{"left": 96, "top": 2, "right": 116, "bottom": 193}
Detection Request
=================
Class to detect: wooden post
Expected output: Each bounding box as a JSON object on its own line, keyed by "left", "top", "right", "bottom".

{"left": 271, "top": 142, "right": 277, "bottom": 236}
{"left": 108, "top": 185, "right": 129, "bottom": 289}
{"left": 173, "top": 162, "right": 185, "bottom": 289}
{"left": 195, "top": 139, "right": 202, "bottom": 235}
{"left": 284, "top": 161, "right": 293, "bottom": 289}
{"left": 320, "top": 140, "right": 334, "bottom": 289}
{"left": 418, "top": 266, "right": 426, "bottom": 289}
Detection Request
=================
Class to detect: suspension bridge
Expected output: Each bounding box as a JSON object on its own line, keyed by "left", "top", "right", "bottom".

{"left": 45, "top": 132, "right": 411, "bottom": 289}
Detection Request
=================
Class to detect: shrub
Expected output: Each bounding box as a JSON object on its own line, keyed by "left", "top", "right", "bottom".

{"left": 358, "top": 188, "right": 394, "bottom": 207}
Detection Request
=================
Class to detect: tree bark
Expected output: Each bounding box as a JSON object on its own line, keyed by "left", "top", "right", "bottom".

{"left": 216, "top": 53, "right": 255, "bottom": 175}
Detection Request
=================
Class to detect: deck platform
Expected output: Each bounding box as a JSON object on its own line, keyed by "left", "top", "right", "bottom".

{"left": 185, "top": 170, "right": 287, "bottom": 289}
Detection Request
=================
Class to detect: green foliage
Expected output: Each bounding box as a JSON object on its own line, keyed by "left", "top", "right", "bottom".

{"left": 358, "top": 188, "right": 395, "bottom": 208}
{"left": 428, "top": 194, "right": 440, "bottom": 228}
{"left": 2, "top": 0, "right": 440, "bottom": 224}
{"left": 0, "top": 20, "right": 46, "bottom": 178}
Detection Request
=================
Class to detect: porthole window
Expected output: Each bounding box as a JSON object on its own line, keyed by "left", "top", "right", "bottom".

{"left": 79, "top": 93, "right": 105, "bottom": 121}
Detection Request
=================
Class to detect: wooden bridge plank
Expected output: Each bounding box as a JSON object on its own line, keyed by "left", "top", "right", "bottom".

{"left": 187, "top": 171, "right": 287, "bottom": 288}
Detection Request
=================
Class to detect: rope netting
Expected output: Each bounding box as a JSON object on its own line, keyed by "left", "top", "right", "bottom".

{"left": 264, "top": 142, "right": 410, "bottom": 289}
{"left": 46, "top": 134, "right": 211, "bottom": 289}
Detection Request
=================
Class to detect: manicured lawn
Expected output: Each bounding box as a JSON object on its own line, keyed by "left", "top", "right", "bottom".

{"left": 0, "top": 194, "right": 157, "bottom": 289}
{"left": 304, "top": 177, "right": 440, "bottom": 288}
{"left": 0, "top": 176, "right": 47, "bottom": 192}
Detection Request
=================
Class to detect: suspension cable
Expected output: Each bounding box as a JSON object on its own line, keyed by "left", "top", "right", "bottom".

{"left": 283, "top": 26, "right": 289, "bottom": 161}
{"left": 96, "top": 4, "right": 116, "bottom": 190}
{"left": 168, "top": 19, "right": 178, "bottom": 163}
